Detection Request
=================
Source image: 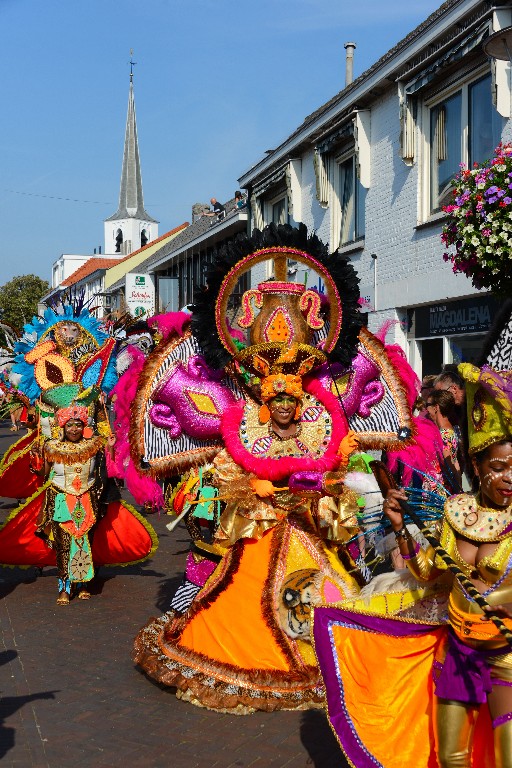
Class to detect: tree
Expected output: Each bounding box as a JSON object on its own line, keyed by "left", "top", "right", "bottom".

{"left": 0, "top": 275, "right": 50, "bottom": 332}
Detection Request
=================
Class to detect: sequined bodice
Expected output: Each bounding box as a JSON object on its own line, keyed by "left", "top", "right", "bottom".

{"left": 51, "top": 457, "right": 96, "bottom": 496}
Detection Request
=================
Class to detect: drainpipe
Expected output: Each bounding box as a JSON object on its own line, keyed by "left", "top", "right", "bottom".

{"left": 371, "top": 253, "right": 377, "bottom": 312}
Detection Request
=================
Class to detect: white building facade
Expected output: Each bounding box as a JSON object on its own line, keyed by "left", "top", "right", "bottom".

{"left": 239, "top": 0, "right": 512, "bottom": 377}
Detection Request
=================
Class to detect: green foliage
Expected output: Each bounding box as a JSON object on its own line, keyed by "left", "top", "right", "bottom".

{"left": 0, "top": 275, "right": 50, "bottom": 332}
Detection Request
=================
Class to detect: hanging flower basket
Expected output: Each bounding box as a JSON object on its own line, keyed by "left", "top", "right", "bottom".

{"left": 441, "top": 143, "right": 512, "bottom": 295}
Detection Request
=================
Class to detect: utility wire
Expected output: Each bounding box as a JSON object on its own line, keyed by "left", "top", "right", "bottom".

{"left": 2, "top": 189, "right": 112, "bottom": 204}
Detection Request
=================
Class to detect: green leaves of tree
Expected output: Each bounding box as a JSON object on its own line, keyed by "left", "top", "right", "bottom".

{"left": 0, "top": 275, "right": 50, "bottom": 332}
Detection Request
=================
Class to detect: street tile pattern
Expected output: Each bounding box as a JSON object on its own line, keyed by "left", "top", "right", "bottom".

{"left": 0, "top": 424, "right": 348, "bottom": 768}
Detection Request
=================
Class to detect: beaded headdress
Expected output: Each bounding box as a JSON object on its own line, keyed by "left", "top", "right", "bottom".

{"left": 188, "top": 223, "right": 366, "bottom": 425}
{"left": 41, "top": 383, "right": 99, "bottom": 428}
{"left": 458, "top": 362, "right": 512, "bottom": 454}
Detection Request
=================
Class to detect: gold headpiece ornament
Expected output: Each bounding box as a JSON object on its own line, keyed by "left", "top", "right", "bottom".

{"left": 235, "top": 342, "right": 326, "bottom": 423}
{"left": 458, "top": 362, "right": 512, "bottom": 454}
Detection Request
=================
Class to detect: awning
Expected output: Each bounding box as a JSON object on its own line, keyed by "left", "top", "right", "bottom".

{"left": 404, "top": 22, "right": 490, "bottom": 96}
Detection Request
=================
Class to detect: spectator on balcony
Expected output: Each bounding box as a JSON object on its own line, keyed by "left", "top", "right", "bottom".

{"left": 204, "top": 198, "right": 226, "bottom": 222}
{"left": 234, "top": 191, "right": 247, "bottom": 210}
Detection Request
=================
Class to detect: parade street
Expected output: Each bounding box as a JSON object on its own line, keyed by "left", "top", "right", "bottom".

{"left": 0, "top": 422, "right": 348, "bottom": 768}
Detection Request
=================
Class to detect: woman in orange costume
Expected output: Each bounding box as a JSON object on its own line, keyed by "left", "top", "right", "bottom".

{"left": 134, "top": 347, "right": 362, "bottom": 713}
{"left": 133, "top": 224, "right": 422, "bottom": 714}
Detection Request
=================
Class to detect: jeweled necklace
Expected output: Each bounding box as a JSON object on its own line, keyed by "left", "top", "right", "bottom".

{"left": 464, "top": 494, "right": 512, "bottom": 534}
{"left": 45, "top": 436, "right": 103, "bottom": 465}
{"left": 268, "top": 422, "right": 301, "bottom": 442}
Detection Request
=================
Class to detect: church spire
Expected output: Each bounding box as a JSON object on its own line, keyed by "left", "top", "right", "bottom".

{"left": 104, "top": 57, "right": 158, "bottom": 255}
{"left": 105, "top": 60, "right": 157, "bottom": 225}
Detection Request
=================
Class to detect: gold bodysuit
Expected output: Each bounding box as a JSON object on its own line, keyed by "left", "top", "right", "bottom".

{"left": 406, "top": 493, "right": 512, "bottom": 768}
{"left": 407, "top": 493, "right": 512, "bottom": 651}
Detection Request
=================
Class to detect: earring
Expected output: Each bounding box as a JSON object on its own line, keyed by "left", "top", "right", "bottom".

{"left": 294, "top": 404, "right": 301, "bottom": 420}
{"left": 259, "top": 404, "right": 271, "bottom": 423}
{"left": 82, "top": 426, "right": 93, "bottom": 439}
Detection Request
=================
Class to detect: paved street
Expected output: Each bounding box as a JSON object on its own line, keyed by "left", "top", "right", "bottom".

{"left": 0, "top": 422, "right": 347, "bottom": 768}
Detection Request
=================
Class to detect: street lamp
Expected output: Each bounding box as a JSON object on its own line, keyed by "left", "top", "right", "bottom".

{"left": 482, "top": 26, "right": 512, "bottom": 62}
{"left": 483, "top": 26, "right": 512, "bottom": 120}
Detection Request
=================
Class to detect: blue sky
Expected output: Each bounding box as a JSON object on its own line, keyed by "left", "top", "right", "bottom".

{"left": 1, "top": 0, "right": 443, "bottom": 286}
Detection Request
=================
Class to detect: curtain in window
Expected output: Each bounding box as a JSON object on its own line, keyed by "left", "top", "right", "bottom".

{"left": 434, "top": 105, "right": 447, "bottom": 162}
{"left": 285, "top": 165, "right": 294, "bottom": 219}
{"left": 340, "top": 159, "right": 355, "bottom": 247}
{"left": 314, "top": 150, "right": 330, "bottom": 205}
{"left": 251, "top": 196, "right": 264, "bottom": 231}
{"left": 430, "top": 91, "right": 462, "bottom": 211}
{"left": 399, "top": 91, "right": 415, "bottom": 163}
{"left": 272, "top": 198, "right": 286, "bottom": 225}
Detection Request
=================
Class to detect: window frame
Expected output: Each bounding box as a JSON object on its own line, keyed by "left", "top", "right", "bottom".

{"left": 331, "top": 149, "right": 366, "bottom": 250}
{"left": 264, "top": 189, "right": 288, "bottom": 227}
{"left": 421, "top": 65, "right": 500, "bottom": 219}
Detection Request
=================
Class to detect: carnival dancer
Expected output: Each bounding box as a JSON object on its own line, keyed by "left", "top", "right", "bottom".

{"left": 313, "top": 361, "right": 512, "bottom": 768}
{"left": 0, "top": 383, "right": 158, "bottom": 604}
{"left": 31, "top": 386, "right": 113, "bottom": 603}
{"left": 0, "top": 298, "right": 118, "bottom": 500}
{"left": 134, "top": 342, "right": 362, "bottom": 712}
{"left": 133, "top": 224, "right": 421, "bottom": 713}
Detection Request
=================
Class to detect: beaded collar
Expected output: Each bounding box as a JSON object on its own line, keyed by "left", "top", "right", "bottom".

{"left": 44, "top": 436, "right": 103, "bottom": 465}
{"left": 445, "top": 493, "right": 512, "bottom": 542}
{"left": 268, "top": 422, "right": 302, "bottom": 442}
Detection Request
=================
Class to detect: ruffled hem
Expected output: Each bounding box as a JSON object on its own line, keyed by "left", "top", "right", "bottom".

{"left": 133, "top": 614, "right": 325, "bottom": 713}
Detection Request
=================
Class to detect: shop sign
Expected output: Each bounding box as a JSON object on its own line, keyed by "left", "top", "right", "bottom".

{"left": 413, "top": 295, "right": 497, "bottom": 337}
{"left": 125, "top": 273, "right": 155, "bottom": 317}
{"left": 358, "top": 283, "right": 375, "bottom": 311}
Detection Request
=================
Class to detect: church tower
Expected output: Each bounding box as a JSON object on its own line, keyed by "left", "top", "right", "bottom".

{"left": 104, "top": 61, "right": 158, "bottom": 255}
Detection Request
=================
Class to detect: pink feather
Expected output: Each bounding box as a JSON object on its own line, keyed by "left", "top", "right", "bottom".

{"left": 108, "top": 344, "right": 164, "bottom": 509}
{"left": 148, "top": 312, "right": 191, "bottom": 342}
{"left": 386, "top": 415, "right": 443, "bottom": 485}
{"left": 220, "top": 378, "right": 348, "bottom": 481}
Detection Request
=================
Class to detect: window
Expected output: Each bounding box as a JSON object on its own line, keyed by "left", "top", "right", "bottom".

{"left": 157, "top": 276, "right": 179, "bottom": 313}
{"left": 272, "top": 198, "right": 286, "bottom": 225}
{"left": 263, "top": 190, "right": 288, "bottom": 226}
{"left": 336, "top": 154, "right": 366, "bottom": 247}
{"left": 428, "top": 73, "right": 503, "bottom": 213}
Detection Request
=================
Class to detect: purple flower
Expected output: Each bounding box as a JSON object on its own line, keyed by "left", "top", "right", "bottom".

{"left": 504, "top": 197, "right": 512, "bottom": 205}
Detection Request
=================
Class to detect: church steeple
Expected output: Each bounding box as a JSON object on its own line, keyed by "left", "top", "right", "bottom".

{"left": 104, "top": 58, "right": 158, "bottom": 255}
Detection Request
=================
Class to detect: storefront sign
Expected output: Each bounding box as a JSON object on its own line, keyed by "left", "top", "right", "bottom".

{"left": 125, "top": 273, "right": 155, "bottom": 317}
{"left": 412, "top": 295, "right": 498, "bottom": 338}
{"left": 358, "top": 283, "right": 375, "bottom": 311}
